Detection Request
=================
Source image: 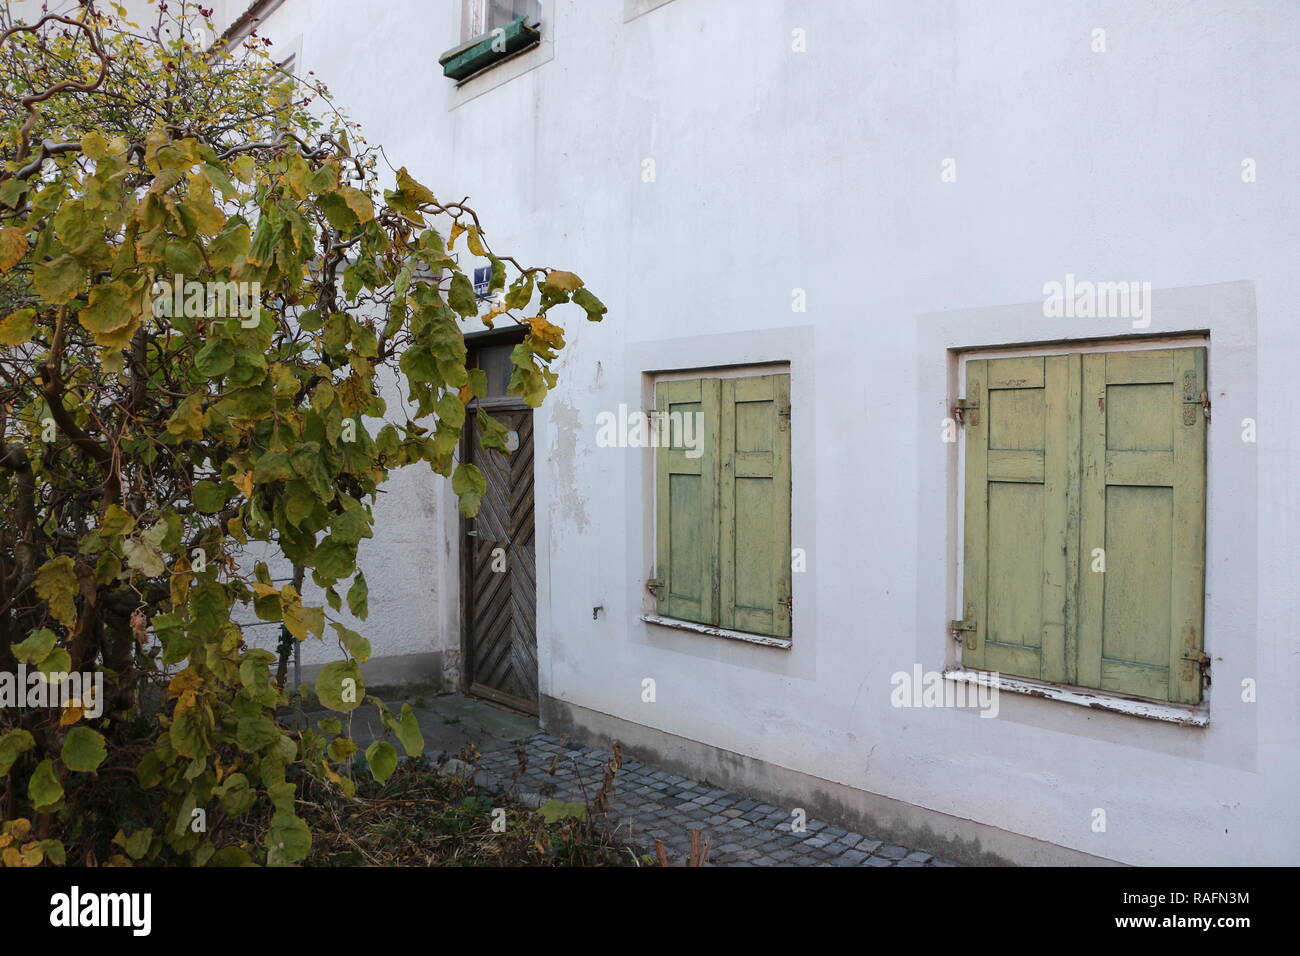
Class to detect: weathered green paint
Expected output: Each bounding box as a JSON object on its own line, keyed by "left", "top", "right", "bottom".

{"left": 655, "top": 378, "right": 720, "bottom": 626}
{"left": 962, "top": 356, "right": 1074, "bottom": 680}
{"left": 719, "top": 374, "right": 792, "bottom": 638}
{"left": 438, "top": 18, "right": 540, "bottom": 81}
{"left": 966, "top": 347, "right": 1207, "bottom": 704}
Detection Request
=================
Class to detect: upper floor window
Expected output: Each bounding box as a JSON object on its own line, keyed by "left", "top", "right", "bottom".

{"left": 442, "top": 0, "right": 543, "bottom": 81}
{"left": 463, "top": 0, "right": 542, "bottom": 42}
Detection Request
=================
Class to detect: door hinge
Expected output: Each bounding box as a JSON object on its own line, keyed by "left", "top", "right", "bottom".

{"left": 1182, "top": 649, "right": 1212, "bottom": 686}
{"left": 950, "top": 619, "right": 977, "bottom": 643}
{"left": 1182, "top": 372, "right": 1210, "bottom": 424}
{"left": 952, "top": 398, "right": 979, "bottom": 426}
{"left": 778, "top": 596, "right": 792, "bottom": 612}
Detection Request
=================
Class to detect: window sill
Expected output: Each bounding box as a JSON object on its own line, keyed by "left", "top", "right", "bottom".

{"left": 943, "top": 669, "right": 1209, "bottom": 726}
{"left": 438, "top": 18, "right": 541, "bottom": 82}
{"left": 642, "top": 614, "right": 792, "bottom": 649}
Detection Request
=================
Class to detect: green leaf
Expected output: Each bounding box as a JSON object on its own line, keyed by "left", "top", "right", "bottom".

{"left": 0, "top": 729, "right": 36, "bottom": 776}
{"left": 28, "top": 759, "right": 64, "bottom": 810}
{"left": 316, "top": 660, "right": 364, "bottom": 712}
{"left": 11, "top": 628, "right": 56, "bottom": 666}
{"left": 394, "top": 704, "right": 425, "bottom": 757}
{"left": 267, "top": 811, "right": 312, "bottom": 865}
{"left": 537, "top": 799, "right": 587, "bottom": 823}
{"left": 346, "top": 572, "right": 369, "bottom": 620}
{"left": 236, "top": 716, "right": 280, "bottom": 752}
{"left": 504, "top": 273, "right": 534, "bottom": 310}
{"left": 452, "top": 463, "right": 487, "bottom": 517}
{"left": 572, "top": 287, "right": 607, "bottom": 322}
{"left": 448, "top": 272, "right": 477, "bottom": 317}
{"left": 253, "top": 450, "right": 293, "bottom": 484}
{"left": 113, "top": 828, "right": 154, "bottom": 860}
{"left": 192, "top": 480, "right": 228, "bottom": 514}
{"left": 33, "top": 255, "right": 85, "bottom": 305}
{"left": 330, "top": 622, "right": 371, "bottom": 663}
{"left": 313, "top": 537, "right": 356, "bottom": 580}
{"left": 365, "top": 740, "right": 398, "bottom": 784}
{"left": 61, "top": 727, "right": 107, "bottom": 772}
{"left": 195, "top": 337, "right": 235, "bottom": 378}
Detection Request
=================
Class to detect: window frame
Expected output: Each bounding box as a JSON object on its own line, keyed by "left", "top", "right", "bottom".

{"left": 644, "top": 364, "right": 794, "bottom": 648}
{"left": 948, "top": 335, "right": 1212, "bottom": 725}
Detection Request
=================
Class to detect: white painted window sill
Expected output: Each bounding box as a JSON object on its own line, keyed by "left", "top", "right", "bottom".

{"left": 943, "top": 669, "right": 1209, "bottom": 726}
{"left": 642, "top": 614, "right": 792, "bottom": 649}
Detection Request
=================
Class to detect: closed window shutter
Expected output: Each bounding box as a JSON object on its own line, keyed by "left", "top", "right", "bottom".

{"left": 961, "top": 355, "right": 1078, "bottom": 682}
{"left": 654, "top": 378, "right": 720, "bottom": 625}
{"left": 962, "top": 347, "right": 1207, "bottom": 704}
{"left": 719, "top": 374, "right": 792, "bottom": 638}
{"left": 1078, "top": 348, "right": 1207, "bottom": 704}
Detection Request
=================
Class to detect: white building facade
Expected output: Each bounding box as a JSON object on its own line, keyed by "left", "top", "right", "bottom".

{"left": 204, "top": 0, "right": 1297, "bottom": 866}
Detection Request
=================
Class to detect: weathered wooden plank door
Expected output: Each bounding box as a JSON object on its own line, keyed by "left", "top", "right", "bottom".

{"left": 462, "top": 402, "right": 537, "bottom": 713}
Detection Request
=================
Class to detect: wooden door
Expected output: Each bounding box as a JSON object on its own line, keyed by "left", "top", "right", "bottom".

{"left": 462, "top": 402, "right": 537, "bottom": 713}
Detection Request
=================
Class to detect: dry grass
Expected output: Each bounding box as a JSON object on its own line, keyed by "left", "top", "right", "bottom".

{"left": 296, "top": 755, "right": 644, "bottom": 867}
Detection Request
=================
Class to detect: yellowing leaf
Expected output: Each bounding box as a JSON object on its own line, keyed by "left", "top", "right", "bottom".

{"left": 395, "top": 167, "right": 437, "bottom": 205}
{"left": 466, "top": 226, "right": 486, "bottom": 257}
{"left": 0, "top": 227, "right": 27, "bottom": 273}
{"left": 165, "top": 394, "right": 205, "bottom": 442}
{"left": 340, "top": 186, "right": 374, "bottom": 223}
{"left": 543, "top": 270, "right": 583, "bottom": 292}
{"left": 0, "top": 309, "right": 37, "bottom": 346}
{"left": 77, "top": 280, "right": 136, "bottom": 335}
{"left": 35, "top": 557, "right": 78, "bottom": 628}
{"left": 33, "top": 255, "right": 84, "bottom": 304}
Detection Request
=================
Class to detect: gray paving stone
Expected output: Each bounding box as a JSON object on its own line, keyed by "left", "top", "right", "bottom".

{"left": 464, "top": 725, "right": 955, "bottom": 868}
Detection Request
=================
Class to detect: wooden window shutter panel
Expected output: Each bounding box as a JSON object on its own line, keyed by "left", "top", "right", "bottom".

{"left": 654, "top": 378, "right": 720, "bottom": 626}
{"left": 1078, "top": 348, "right": 1207, "bottom": 704}
{"left": 961, "top": 355, "right": 1077, "bottom": 682}
{"left": 719, "top": 374, "right": 792, "bottom": 638}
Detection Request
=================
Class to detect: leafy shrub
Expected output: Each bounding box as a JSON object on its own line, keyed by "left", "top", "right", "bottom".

{"left": 0, "top": 2, "right": 604, "bottom": 866}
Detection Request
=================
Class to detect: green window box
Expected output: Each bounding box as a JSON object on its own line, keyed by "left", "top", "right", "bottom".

{"left": 439, "top": 18, "right": 541, "bottom": 82}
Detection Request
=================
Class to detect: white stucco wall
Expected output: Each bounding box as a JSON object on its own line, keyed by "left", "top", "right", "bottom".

{"left": 230, "top": 0, "right": 1298, "bottom": 864}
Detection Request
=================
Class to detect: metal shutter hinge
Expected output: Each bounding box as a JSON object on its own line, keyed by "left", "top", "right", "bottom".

{"left": 950, "top": 619, "right": 977, "bottom": 644}
{"left": 952, "top": 398, "right": 979, "bottom": 426}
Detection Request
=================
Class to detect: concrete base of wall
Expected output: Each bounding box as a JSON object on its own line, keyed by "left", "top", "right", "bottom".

{"left": 297, "top": 651, "right": 446, "bottom": 694}
{"left": 540, "top": 695, "right": 1121, "bottom": 867}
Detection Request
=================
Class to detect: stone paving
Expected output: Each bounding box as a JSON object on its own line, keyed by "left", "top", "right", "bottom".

{"left": 475, "top": 731, "right": 957, "bottom": 867}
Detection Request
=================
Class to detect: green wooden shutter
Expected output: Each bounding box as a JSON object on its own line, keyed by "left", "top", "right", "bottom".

{"left": 654, "top": 378, "right": 720, "bottom": 625}
{"left": 719, "top": 374, "right": 792, "bottom": 638}
{"left": 961, "top": 356, "right": 1078, "bottom": 682}
{"left": 962, "top": 347, "right": 1207, "bottom": 704}
{"left": 1078, "top": 348, "right": 1207, "bottom": 703}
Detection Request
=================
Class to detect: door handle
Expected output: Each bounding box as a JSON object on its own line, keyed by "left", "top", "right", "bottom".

{"left": 466, "top": 530, "right": 478, "bottom": 537}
